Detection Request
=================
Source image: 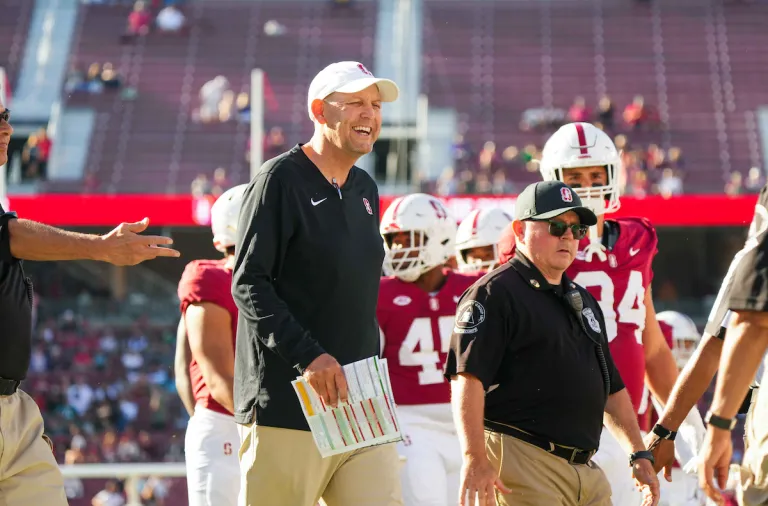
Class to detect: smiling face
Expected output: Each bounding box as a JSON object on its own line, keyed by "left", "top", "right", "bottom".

{"left": 313, "top": 85, "right": 382, "bottom": 155}
{"left": 0, "top": 100, "right": 12, "bottom": 166}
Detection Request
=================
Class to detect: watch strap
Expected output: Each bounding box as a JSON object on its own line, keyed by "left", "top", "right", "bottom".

{"left": 651, "top": 423, "right": 677, "bottom": 441}
{"left": 629, "top": 450, "right": 655, "bottom": 467}
{"left": 705, "top": 411, "right": 737, "bottom": 431}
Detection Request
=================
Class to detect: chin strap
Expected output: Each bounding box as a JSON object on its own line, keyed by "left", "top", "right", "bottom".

{"left": 582, "top": 225, "right": 608, "bottom": 262}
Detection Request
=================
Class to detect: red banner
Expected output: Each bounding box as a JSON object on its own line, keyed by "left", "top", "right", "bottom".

{"left": 4, "top": 193, "right": 758, "bottom": 227}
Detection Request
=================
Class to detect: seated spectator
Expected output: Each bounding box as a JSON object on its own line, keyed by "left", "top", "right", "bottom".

{"left": 657, "top": 168, "right": 683, "bottom": 198}
{"left": 210, "top": 167, "right": 230, "bottom": 197}
{"left": 91, "top": 479, "right": 125, "bottom": 506}
{"left": 568, "top": 96, "right": 591, "bottom": 123}
{"left": 62, "top": 447, "right": 85, "bottom": 501}
{"left": 477, "top": 141, "right": 502, "bottom": 173}
{"left": 725, "top": 171, "right": 743, "bottom": 196}
{"left": 73, "top": 345, "right": 93, "bottom": 372}
{"left": 745, "top": 166, "right": 764, "bottom": 193}
{"left": 264, "top": 126, "right": 286, "bottom": 159}
{"left": 596, "top": 95, "right": 615, "bottom": 131}
{"left": 235, "top": 92, "right": 250, "bottom": 122}
{"left": 67, "top": 376, "right": 94, "bottom": 417}
{"left": 123, "top": 1, "right": 151, "bottom": 42}
{"left": 196, "top": 75, "right": 231, "bottom": 123}
{"left": 100, "top": 63, "right": 122, "bottom": 91}
{"left": 190, "top": 173, "right": 211, "bottom": 197}
{"left": 623, "top": 95, "right": 658, "bottom": 131}
{"left": 64, "top": 64, "right": 87, "bottom": 94}
{"left": 85, "top": 63, "right": 104, "bottom": 94}
{"left": 156, "top": 4, "right": 186, "bottom": 34}
{"left": 29, "top": 344, "right": 48, "bottom": 373}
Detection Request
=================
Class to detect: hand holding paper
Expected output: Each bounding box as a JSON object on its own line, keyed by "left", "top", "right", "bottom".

{"left": 303, "top": 353, "right": 349, "bottom": 407}
{"left": 293, "top": 356, "right": 403, "bottom": 458}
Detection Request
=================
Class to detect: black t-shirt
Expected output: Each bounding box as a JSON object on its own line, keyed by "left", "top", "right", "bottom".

{"left": 444, "top": 252, "right": 625, "bottom": 451}
{"left": 0, "top": 205, "right": 33, "bottom": 380}
{"left": 232, "top": 145, "right": 384, "bottom": 429}
{"left": 705, "top": 184, "right": 768, "bottom": 340}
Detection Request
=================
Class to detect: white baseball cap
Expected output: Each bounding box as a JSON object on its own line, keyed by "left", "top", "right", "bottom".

{"left": 307, "top": 61, "right": 399, "bottom": 119}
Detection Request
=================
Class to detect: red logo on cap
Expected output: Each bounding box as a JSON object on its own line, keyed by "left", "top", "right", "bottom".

{"left": 358, "top": 64, "right": 373, "bottom": 76}
{"left": 561, "top": 187, "right": 573, "bottom": 202}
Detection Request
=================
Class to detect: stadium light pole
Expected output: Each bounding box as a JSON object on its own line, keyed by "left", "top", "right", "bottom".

{"left": 250, "top": 68, "right": 265, "bottom": 180}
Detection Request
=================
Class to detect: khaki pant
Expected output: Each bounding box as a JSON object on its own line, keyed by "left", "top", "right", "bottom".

{"left": 739, "top": 384, "right": 768, "bottom": 506}
{"left": 237, "top": 424, "right": 402, "bottom": 506}
{"left": 0, "top": 390, "right": 68, "bottom": 506}
{"left": 485, "top": 431, "right": 612, "bottom": 506}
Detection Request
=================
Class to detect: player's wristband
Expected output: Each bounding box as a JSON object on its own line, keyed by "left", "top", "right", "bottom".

{"left": 704, "top": 411, "right": 737, "bottom": 431}
{"left": 651, "top": 423, "right": 677, "bottom": 441}
{"left": 629, "top": 450, "right": 655, "bottom": 467}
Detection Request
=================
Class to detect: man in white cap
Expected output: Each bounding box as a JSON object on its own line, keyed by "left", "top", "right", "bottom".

{"left": 232, "top": 62, "right": 402, "bottom": 505}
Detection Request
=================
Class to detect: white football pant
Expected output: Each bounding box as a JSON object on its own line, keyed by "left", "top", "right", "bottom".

{"left": 593, "top": 428, "right": 645, "bottom": 506}
{"left": 659, "top": 468, "right": 706, "bottom": 506}
{"left": 184, "top": 405, "right": 240, "bottom": 506}
{"left": 397, "top": 405, "right": 462, "bottom": 506}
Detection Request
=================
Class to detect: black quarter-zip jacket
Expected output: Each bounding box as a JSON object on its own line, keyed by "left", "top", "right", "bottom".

{"left": 232, "top": 144, "right": 384, "bottom": 429}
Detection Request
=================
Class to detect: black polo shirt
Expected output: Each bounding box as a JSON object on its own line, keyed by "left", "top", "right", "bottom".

{"left": 444, "top": 252, "right": 625, "bottom": 451}
{"left": 0, "top": 205, "right": 33, "bottom": 380}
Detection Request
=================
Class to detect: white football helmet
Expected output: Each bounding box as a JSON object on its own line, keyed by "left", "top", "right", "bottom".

{"left": 211, "top": 184, "right": 247, "bottom": 253}
{"left": 380, "top": 193, "right": 457, "bottom": 282}
{"left": 657, "top": 311, "right": 701, "bottom": 369}
{"left": 455, "top": 208, "right": 513, "bottom": 273}
{"left": 539, "top": 122, "right": 622, "bottom": 216}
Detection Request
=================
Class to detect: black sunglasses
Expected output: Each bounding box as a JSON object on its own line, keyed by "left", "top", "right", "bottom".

{"left": 0, "top": 109, "right": 10, "bottom": 124}
{"left": 547, "top": 220, "right": 589, "bottom": 240}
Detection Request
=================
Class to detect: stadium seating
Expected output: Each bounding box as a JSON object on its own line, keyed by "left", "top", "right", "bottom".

{"left": 0, "top": 0, "right": 34, "bottom": 87}
{"left": 63, "top": 1, "right": 376, "bottom": 194}
{"left": 422, "top": 0, "right": 768, "bottom": 193}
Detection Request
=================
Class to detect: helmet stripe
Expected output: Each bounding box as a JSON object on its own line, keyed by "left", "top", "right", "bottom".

{"left": 470, "top": 209, "right": 482, "bottom": 236}
{"left": 574, "top": 123, "right": 589, "bottom": 155}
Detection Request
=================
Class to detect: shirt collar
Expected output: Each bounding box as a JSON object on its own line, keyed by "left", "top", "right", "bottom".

{"left": 509, "top": 251, "right": 576, "bottom": 293}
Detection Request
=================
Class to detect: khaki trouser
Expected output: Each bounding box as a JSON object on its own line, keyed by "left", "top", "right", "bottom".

{"left": 485, "top": 430, "right": 612, "bottom": 506}
{"left": 237, "top": 424, "right": 403, "bottom": 506}
{"left": 0, "top": 390, "right": 68, "bottom": 506}
{"left": 739, "top": 384, "right": 768, "bottom": 506}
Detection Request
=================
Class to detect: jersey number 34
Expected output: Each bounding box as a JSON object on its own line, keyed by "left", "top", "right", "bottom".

{"left": 572, "top": 270, "right": 646, "bottom": 344}
{"left": 398, "top": 316, "right": 454, "bottom": 385}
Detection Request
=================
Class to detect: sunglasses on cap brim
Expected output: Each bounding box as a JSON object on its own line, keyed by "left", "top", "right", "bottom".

{"left": 547, "top": 221, "right": 589, "bottom": 240}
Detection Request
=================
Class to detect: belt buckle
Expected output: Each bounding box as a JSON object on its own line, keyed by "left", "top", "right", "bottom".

{"left": 568, "top": 447, "right": 580, "bottom": 464}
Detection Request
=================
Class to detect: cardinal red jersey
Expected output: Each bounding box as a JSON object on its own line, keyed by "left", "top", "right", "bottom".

{"left": 178, "top": 259, "right": 238, "bottom": 416}
{"left": 378, "top": 271, "right": 479, "bottom": 406}
{"left": 568, "top": 217, "right": 658, "bottom": 430}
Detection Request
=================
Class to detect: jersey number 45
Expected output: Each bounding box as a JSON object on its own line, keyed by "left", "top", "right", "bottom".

{"left": 398, "top": 316, "right": 454, "bottom": 385}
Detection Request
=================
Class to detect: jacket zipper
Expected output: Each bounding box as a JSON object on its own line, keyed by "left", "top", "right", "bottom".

{"left": 332, "top": 178, "right": 343, "bottom": 200}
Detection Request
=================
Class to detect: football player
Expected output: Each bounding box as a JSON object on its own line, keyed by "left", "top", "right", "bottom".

{"left": 498, "top": 122, "right": 681, "bottom": 506}
{"left": 653, "top": 311, "right": 707, "bottom": 506}
{"left": 177, "top": 184, "right": 246, "bottom": 506}
{"left": 378, "top": 193, "right": 479, "bottom": 506}
{"left": 454, "top": 208, "right": 513, "bottom": 274}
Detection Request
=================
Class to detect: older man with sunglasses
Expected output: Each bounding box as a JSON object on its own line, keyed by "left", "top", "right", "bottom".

{"left": 444, "top": 181, "right": 660, "bottom": 506}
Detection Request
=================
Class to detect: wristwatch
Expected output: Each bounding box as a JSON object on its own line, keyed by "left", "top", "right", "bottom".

{"left": 651, "top": 423, "right": 677, "bottom": 441}
{"left": 629, "top": 450, "right": 655, "bottom": 467}
{"left": 704, "top": 410, "right": 737, "bottom": 431}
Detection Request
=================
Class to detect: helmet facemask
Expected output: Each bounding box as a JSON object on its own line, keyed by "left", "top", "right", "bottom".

{"left": 553, "top": 163, "right": 621, "bottom": 217}
{"left": 457, "top": 244, "right": 498, "bottom": 274}
{"left": 382, "top": 230, "right": 437, "bottom": 282}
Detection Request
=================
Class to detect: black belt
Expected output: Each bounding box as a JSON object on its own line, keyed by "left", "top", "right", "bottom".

{"left": 486, "top": 420, "right": 596, "bottom": 465}
{"left": 0, "top": 378, "right": 20, "bottom": 396}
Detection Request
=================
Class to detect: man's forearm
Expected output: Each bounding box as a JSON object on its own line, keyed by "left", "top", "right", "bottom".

{"left": 604, "top": 389, "right": 645, "bottom": 454}
{"left": 710, "top": 312, "right": 768, "bottom": 419}
{"left": 451, "top": 373, "right": 488, "bottom": 458}
{"left": 8, "top": 219, "right": 105, "bottom": 261}
{"left": 644, "top": 344, "right": 679, "bottom": 406}
{"left": 658, "top": 334, "right": 722, "bottom": 430}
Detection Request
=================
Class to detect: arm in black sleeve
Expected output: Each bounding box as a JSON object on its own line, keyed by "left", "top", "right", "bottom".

{"left": 0, "top": 208, "right": 17, "bottom": 262}
{"left": 232, "top": 171, "right": 326, "bottom": 372}
{"left": 444, "top": 281, "right": 511, "bottom": 390}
